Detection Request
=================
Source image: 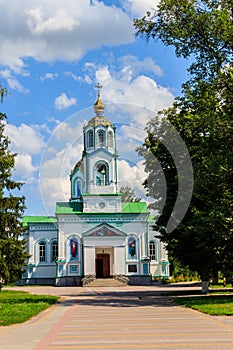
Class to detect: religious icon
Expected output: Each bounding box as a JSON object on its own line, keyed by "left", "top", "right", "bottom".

{"left": 128, "top": 239, "right": 136, "bottom": 257}
{"left": 71, "top": 240, "right": 78, "bottom": 259}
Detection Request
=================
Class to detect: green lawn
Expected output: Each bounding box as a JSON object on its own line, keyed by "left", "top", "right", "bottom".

{"left": 0, "top": 290, "right": 59, "bottom": 326}
{"left": 174, "top": 295, "right": 233, "bottom": 315}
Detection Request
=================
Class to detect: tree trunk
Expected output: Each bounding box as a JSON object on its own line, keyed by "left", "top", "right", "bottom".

{"left": 201, "top": 280, "right": 209, "bottom": 293}
{"left": 201, "top": 267, "right": 209, "bottom": 293}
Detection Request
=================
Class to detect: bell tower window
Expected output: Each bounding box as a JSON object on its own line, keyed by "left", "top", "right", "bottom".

{"left": 95, "top": 162, "right": 109, "bottom": 186}
{"left": 87, "top": 130, "right": 94, "bottom": 147}
{"left": 97, "top": 130, "right": 105, "bottom": 147}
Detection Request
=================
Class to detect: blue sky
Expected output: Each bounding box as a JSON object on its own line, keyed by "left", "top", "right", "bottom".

{"left": 0, "top": 0, "right": 190, "bottom": 216}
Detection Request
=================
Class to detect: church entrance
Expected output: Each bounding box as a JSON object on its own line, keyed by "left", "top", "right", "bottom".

{"left": 95, "top": 253, "right": 110, "bottom": 278}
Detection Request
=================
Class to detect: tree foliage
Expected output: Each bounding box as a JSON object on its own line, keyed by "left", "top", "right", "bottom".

{"left": 135, "top": 1, "right": 233, "bottom": 289}
{"left": 119, "top": 186, "right": 141, "bottom": 202}
{"left": 134, "top": 0, "right": 233, "bottom": 79}
{"left": 0, "top": 86, "right": 28, "bottom": 285}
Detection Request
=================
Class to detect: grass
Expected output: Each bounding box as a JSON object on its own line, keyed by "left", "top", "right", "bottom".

{"left": 174, "top": 295, "right": 233, "bottom": 315}
{"left": 0, "top": 290, "right": 59, "bottom": 326}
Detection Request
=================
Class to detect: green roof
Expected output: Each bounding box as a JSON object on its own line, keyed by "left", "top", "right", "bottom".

{"left": 121, "top": 202, "right": 148, "bottom": 214}
{"left": 23, "top": 216, "right": 57, "bottom": 227}
{"left": 56, "top": 201, "right": 83, "bottom": 214}
{"left": 56, "top": 201, "right": 148, "bottom": 215}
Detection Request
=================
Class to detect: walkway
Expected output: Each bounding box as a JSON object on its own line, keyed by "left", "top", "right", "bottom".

{"left": 1, "top": 284, "right": 233, "bottom": 349}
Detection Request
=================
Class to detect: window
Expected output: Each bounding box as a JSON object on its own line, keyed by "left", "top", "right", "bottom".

{"left": 39, "top": 242, "right": 46, "bottom": 263}
{"left": 128, "top": 264, "right": 137, "bottom": 273}
{"left": 149, "top": 241, "right": 156, "bottom": 261}
{"left": 87, "top": 130, "right": 94, "bottom": 147}
{"left": 97, "top": 130, "right": 105, "bottom": 146}
{"left": 128, "top": 237, "right": 137, "bottom": 260}
{"left": 107, "top": 131, "right": 113, "bottom": 148}
{"left": 70, "top": 265, "right": 78, "bottom": 273}
{"left": 51, "top": 241, "right": 58, "bottom": 263}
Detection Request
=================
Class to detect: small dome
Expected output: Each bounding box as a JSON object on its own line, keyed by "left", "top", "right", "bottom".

{"left": 71, "top": 159, "right": 83, "bottom": 174}
{"left": 94, "top": 95, "right": 105, "bottom": 116}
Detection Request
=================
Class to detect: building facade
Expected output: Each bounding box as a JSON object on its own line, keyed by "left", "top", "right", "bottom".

{"left": 22, "top": 87, "right": 169, "bottom": 286}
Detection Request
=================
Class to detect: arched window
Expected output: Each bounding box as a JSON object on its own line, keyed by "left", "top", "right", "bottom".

{"left": 70, "top": 239, "right": 78, "bottom": 260}
{"left": 51, "top": 241, "right": 58, "bottom": 263}
{"left": 128, "top": 237, "right": 137, "bottom": 260}
{"left": 97, "top": 130, "right": 105, "bottom": 146}
{"left": 95, "top": 162, "right": 109, "bottom": 186}
{"left": 149, "top": 241, "right": 157, "bottom": 261}
{"left": 87, "top": 130, "right": 94, "bottom": 147}
{"left": 107, "top": 131, "right": 113, "bottom": 148}
{"left": 39, "top": 241, "right": 46, "bottom": 263}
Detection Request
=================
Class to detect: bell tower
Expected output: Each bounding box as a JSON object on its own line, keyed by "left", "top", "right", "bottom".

{"left": 70, "top": 84, "right": 121, "bottom": 213}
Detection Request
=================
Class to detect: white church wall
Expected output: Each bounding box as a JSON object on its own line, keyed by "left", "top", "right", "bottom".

{"left": 113, "top": 246, "right": 125, "bottom": 275}
{"left": 83, "top": 246, "right": 95, "bottom": 275}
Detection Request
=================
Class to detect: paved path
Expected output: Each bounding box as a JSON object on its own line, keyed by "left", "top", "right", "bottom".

{"left": 1, "top": 284, "right": 233, "bottom": 349}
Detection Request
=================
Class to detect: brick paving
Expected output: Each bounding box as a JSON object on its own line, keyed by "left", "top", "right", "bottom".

{"left": 1, "top": 284, "right": 233, "bottom": 349}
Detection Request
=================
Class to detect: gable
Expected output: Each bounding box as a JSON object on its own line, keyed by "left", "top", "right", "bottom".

{"left": 83, "top": 223, "right": 126, "bottom": 237}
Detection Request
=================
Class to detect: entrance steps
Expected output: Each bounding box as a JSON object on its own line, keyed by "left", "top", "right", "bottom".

{"left": 88, "top": 278, "right": 127, "bottom": 287}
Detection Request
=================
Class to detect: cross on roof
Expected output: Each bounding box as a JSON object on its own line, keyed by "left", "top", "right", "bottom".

{"left": 95, "top": 82, "right": 102, "bottom": 96}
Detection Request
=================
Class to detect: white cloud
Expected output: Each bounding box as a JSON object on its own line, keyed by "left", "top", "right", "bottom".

{"left": 121, "top": 0, "right": 159, "bottom": 17}
{"left": 94, "top": 66, "right": 174, "bottom": 127}
{"left": 0, "top": 0, "right": 134, "bottom": 73}
{"left": 118, "top": 55, "right": 163, "bottom": 79}
{"left": 0, "top": 69, "right": 29, "bottom": 93}
{"left": 54, "top": 93, "right": 77, "bottom": 110}
{"left": 5, "top": 123, "right": 44, "bottom": 155}
{"left": 14, "top": 154, "right": 37, "bottom": 182}
{"left": 118, "top": 159, "right": 147, "bottom": 199}
{"left": 40, "top": 72, "right": 58, "bottom": 81}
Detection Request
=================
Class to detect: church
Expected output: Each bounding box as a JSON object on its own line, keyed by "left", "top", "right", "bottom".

{"left": 22, "top": 86, "right": 169, "bottom": 286}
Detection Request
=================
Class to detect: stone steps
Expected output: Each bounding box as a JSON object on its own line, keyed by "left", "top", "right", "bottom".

{"left": 88, "top": 278, "right": 127, "bottom": 287}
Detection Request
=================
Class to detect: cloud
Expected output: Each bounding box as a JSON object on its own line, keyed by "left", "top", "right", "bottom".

{"left": 54, "top": 93, "right": 77, "bottom": 110}
{"left": 0, "top": 69, "right": 29, "bottom": 93}
{"left": 14, "top": 154, "right": 37, "bottom": 182}
{"left": 40, "top": 72, "right": 58, "bottom": 81}
{"left": 121, "top": 0, "right": 159, "bottom": 17}
{"left": 93, "top": 66, "right": 174, "bottom": 127}
{"left": 5, "top": 123, "right": 44, "bottom": 155}
{"left": 118, "top": 159, "right": 147, "bottom": 199}
{"left": 0, "top": 0, "right": 134, "bottom": 73}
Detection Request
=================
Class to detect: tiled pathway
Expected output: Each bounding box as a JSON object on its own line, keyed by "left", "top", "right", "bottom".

{"left": 1, "top": 285, "right": 233, "bottom": 349}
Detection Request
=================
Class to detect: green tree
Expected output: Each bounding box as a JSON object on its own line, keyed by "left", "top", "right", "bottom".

{"left": 134, "top": 0, "right": 233, "bottom": 80}
{"left": 138, "top": 70, "right": 233, "bottom": 292}
{"left": 119, "top": 186, "right": 141, "bottom": 202}
{"left": 0, "top": 86, "right": 28, "bottom": 286}
{"left": 135, "top": 0, "right": 233, "bottom": 292}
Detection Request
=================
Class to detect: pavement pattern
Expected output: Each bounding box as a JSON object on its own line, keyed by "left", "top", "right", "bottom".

{"left": 1, "top": 284, "right": 233, "bottom": 349}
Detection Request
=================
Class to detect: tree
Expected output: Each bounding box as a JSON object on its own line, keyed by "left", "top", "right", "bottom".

{"left": 119, "top": 186, "right": 141, "bottom": 202}
{"left": 0, "top": 85, "right": 28, "bottom": 286}
{"left": 135, "top": 1, "right": 233, "bottom": 292}
{"left": 134, "top": 0, "right": 233, "bottom": 80}
{"left": 138, "top": 70, "right": 233, "bottom": 292}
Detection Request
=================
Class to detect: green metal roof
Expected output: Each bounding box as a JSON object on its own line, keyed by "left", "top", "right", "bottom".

{"left": 23, "top": 216, "right": 57, "bottom": 227}
{"left": 55, "top": 201, "right": 148, "bottom": 215}
{"left": 121, "top": 202, "right": 148, "bottom": 214}
{"left": 56, "top": 201, "right": 83, "bottom": 214}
